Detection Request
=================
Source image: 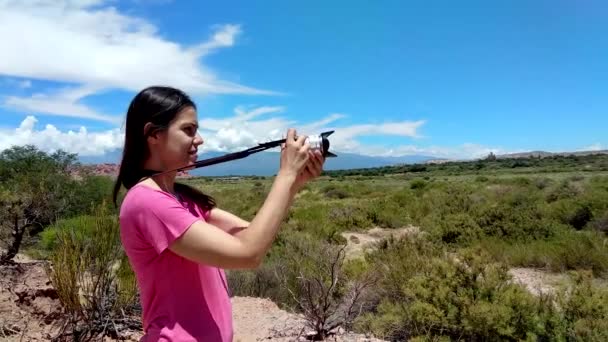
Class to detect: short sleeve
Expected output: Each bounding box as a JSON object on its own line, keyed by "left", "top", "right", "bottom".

{"left": 131, "top": 189, "right": 201, "bottom": 254}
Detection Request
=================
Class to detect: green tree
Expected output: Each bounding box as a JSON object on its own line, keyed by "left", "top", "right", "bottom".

{"left": 0, "top": 145, "right": 108, "bottom": 263}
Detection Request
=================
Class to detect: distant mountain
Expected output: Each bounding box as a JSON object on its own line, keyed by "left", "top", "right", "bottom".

{"left": 498, "top": 150, "right": 608, "bottom": 159}
{"left": 77, "top": 149, "right": 436, "bottom": 176}
{"left": 78, "top": 149, "right": 123, "bottom": 164}
{"left": 190, "top": 151, "right": 436, "bottom": 176}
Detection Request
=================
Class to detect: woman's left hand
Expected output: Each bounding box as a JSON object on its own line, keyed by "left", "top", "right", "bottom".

{"left": 294, "top": 150, "right": 325, "bottom": 191}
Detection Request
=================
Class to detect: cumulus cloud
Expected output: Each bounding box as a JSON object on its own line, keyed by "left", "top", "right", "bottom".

{"left": 0, "top": 0, "right": 274, "bottom": 121}
{"left": 1, "top": 107, "right": 434, "bottom": 158}
{"left": 0, "top": 115, "right": 123, "bottom": 156}
{"left": 580, "top": 143, "right": 605, "bottom": 151}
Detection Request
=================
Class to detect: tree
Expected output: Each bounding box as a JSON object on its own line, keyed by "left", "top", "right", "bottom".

{"left": 0, "top": 145, "right": 78, "bottom": 263}
{"left": 485, "top": 152, "right": 497, "bottom": 161}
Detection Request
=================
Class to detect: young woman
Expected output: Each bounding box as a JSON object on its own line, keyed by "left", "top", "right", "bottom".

{"left": 112, "top": 86, "right": 325, "bottom": 342}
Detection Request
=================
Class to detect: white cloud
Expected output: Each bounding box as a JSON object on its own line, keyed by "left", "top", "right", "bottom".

{"left": 0, "top": 115, "right": 123, "bottom": 156}
{"left": 4, "top": 86, "right": 121, "bottom": 123}
{"left": 581, "top": 143, "right": 605, "bottom": 151}
{"left": 1, "top": 107, "right": 430, "bottom": 158}
{"left": 0, "top": 0, "right": 274, "bottom": 121}
{"left": 0, "top": 110, "right": 520, "bottom": 161}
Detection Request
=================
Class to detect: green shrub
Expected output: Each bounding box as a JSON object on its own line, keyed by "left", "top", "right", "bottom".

{"left": 424, "top": 213, "right": 482, "bottom": 245}
{"left": 357, "top": 242, "right": 550, "bottom": 341}
{"left": 47, "top": 204, "right": 139, "bottom": 340}
{"left": 558, "top": 271, "right": 608, "bottom": 340}
{"left": 478, "top": 230, "right": 608, "bottom": 277}
{"left": 547, "top": 180, "right": 580, "bottom": 203}
{"left": 38, "top": 215, "right": 98, "bottom": 258}
{"left": 366, "top": 198, "right": 410, "bottom": 228}
{"left": 474, "top": 201, "right": 560, "bottom": 241}
{"left": 410, "top": 179, "right": 427, "bottom": 190}
{"left": 550, "top": 199, "right": 594, "bottom": 230}
{"left": 321, "top": 184, "right": 350, "bottom": 199}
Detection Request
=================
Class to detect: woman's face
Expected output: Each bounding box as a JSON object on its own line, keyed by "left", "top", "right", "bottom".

{"left": 153, "top": 106, "right": 203, "bottom": 170}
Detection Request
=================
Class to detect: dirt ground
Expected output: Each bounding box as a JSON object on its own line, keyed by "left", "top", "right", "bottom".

{"left": 0, "top": 257, "right": 385, "bottom": 342}
{"left": 1, "top": 233, "right": 582, "bottom": 342}
{"left": 340, "top": 226, "right": 420, "bottom": 261}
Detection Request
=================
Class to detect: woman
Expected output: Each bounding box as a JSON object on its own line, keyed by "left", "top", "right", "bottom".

{"left": 112, "top": 86, "right": 325, "bottom": 342}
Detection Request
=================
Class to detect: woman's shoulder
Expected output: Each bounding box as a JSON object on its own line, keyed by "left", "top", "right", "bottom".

{"left": 119, "top": 183, "right": 176, "bottom": 217}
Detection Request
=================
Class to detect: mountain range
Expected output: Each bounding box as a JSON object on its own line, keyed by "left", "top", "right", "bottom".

{"left": 77, "top": 150, "right": 436, "bottom": 176}
{"left": 77, "top": 148, "right": 608, "bottom": 177}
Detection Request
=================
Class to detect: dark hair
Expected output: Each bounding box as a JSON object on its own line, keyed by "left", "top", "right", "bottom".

{"left": 112, "top": 86, "right": 215, "bottom": 211}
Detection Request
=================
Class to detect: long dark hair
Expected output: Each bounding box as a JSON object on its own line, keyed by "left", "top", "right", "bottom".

{"left": 112, "top": 86, "right": 215, "bottom": 211}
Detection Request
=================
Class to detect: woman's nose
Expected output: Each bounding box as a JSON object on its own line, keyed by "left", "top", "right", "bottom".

{"left": 194, "top": 133, "right": 204, "bottom": 146}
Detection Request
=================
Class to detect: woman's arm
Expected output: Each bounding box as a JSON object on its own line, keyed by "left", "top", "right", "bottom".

{"left": 169, "top": 173, "right": 297, "bottom": 269}
{"left": 206, "top": 207, "right": 250, "bottom": 235}
{"left": 168, "top": 129, "right": 323, "bottom": 270}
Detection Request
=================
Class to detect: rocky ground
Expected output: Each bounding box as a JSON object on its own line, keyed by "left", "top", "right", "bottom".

{"left": 0, "top": 228, "right": 589, "bottom": 341}
{"left": 0, "top": 258, "right": 385, "bottom": 341}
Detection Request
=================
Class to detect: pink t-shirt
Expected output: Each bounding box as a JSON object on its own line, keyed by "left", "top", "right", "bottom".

{"left": 119, "top": 183, "right": 233, "bottom": 342}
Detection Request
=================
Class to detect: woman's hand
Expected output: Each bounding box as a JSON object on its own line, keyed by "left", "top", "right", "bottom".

{"left": 293, "top": 150, "right": 325, "bottom": 191}
{"left": 277, "top": 128, "right": 310, "bottom": 183}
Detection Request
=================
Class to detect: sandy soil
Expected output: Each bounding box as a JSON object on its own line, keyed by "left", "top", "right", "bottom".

{"left": 340, "top": 226, "right": 420, "bottom": 260}
{"left": 3, "top": 240, "right": 591, "bottom": 341}
{"left": 0, "top": 255, "right": 385, "bottom": 341}
{"left": 508, "top": 267, "right": 569, "bottom": 296}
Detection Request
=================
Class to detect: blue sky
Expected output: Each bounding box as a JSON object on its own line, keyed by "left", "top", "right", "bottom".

{"left": 0, "top": 0, "right": 606, "bottom": 159}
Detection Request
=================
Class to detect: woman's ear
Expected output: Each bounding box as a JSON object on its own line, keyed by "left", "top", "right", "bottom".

{"left": 144, "top": 122, "right": 160, "bottom": 145}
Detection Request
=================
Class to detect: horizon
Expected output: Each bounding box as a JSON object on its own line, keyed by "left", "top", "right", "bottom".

{"left": 0, "top": 1, "right": 606, "bottom": 160}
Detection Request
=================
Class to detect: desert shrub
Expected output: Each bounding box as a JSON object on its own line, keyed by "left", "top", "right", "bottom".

{"left": 226, "top": 262, "right": 285, "bottom": 301}
{"left": 321, "top": 184, "right": 350, "bottom": 199}
{"left": 550, "top": 199, "right": 594, "bottom": 230}
{"left": 37, "top": 215, "right": 98, "bottom": 258}
{"left": 546, "top": 180, "right": 580, "bottom": 203}
{"left": 365, "top": 198, "right": 410, "bottom": 228}
{"left": 475, "top": 175, "right": 489, "bottom": 182}
{"left": 410, "top": 179, "right": 427, "bottom": 190}
{"left": 276, "top": 233, "right": 376, "bottom": 339}
{"left": 480, "top": 230, "right": 608, "bottom": 277}
{"left": 230, "top": 231, "right": 375, "bottom": 339}
{"left": 474, "top": 200, "right": 559, "bottom": 241}
{"left": 534, "top": 177, "right": 554, "bottom": 190}
{"left": 590, "top": 211, "right": 608, "bottom": 235}
{"left": 357, "top": 242, "right": 550, "bottom": 341}
{"left": 48, "top": 204, "right": 139, "bottom": 340}
{"left": 557, "top": 271, "right": 608, "bottom": 340}
{"left": 423, "top": 213, "right": 482, "bottom": 245}
{"left": 326, "top": 203, "right": 371, "bottom": 230}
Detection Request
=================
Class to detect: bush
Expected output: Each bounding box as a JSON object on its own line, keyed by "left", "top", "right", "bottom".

{"left": 366, "top": 198, "right": 410, "bottom": 228}
{"left": 550, "top": 199, "right": 594, "bottom": 230}
{"left": 424, "top": 213, "right": 482, "bottom": 245}
{"left": 37, "top": 215, "right": 98, "bottom": 258}
{"left": 558, "top": 271, "right": 608, "bottom": 340}
{"left": 320, "top": 184, "right": 350, "bottom": 199}
{"left": 410, "top": 179, "right": 427, "bottom": 190}
{"left": 474, "top": 201, "right": 559, "bottom": 241}
{"left": 479, "top": 230, "right": 608, "bottom": 277}
{"left": 47, "top": 204, "right": 139, "bottom": 340}
{"left": 357, "top": 241, "right": 549, "bottom": 341}
{"left": 591, "top": 211, "right": 608, "bottom": 235}
{"left": 276, "top": 233, "right": 376, "bottom": 339}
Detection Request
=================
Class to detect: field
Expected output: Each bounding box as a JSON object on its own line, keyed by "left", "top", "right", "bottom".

{"left": 2, "top": 146, "right": 608, "bottom": 341}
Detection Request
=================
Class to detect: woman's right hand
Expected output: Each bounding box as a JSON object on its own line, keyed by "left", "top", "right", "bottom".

{"left": 278, "top": 128, "right": 310, "bottom": 181}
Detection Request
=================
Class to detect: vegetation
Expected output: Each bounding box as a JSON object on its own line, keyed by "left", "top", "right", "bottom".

{"left": 0, "top": 145, "right": 114, "bottom": 264}
{"left": 4, "top": 147, "right": 608, "bottom": 340}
